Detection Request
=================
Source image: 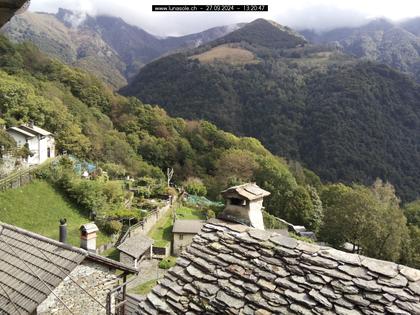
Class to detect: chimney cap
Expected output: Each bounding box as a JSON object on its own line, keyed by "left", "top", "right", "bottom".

{"left": 222, "top": 183, "right": 270, "bottom": 201}
{"left": 80, "top": 223, "right": 99, "bottom": 234}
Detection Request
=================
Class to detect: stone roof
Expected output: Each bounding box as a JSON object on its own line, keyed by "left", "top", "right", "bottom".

{"left": 19, "top": 124, "right": 52, "bottom": 137}
{"left": 137, "top": 219, "right": 420, "bottom": 315}
{"left": 222, "top": 183, "right": 271, "bottom": 201}
{"left": 0, "top": 222, "right": 137, "bottom": 315}
{"left": 6, "top": 127, "right": 36, "bottom": 138}
{"left": 0, "top": 0, "right": 29, "bottom": 27}
{"left": 117, "top": 233, "right": 154, "bottom": 258}
{"left": 172, "top": 220, "right": 206, "bottom": 234}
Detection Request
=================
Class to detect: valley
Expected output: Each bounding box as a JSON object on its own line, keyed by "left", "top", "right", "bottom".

{"left": 0, "top": 5, "right": 420, "bottom": 314}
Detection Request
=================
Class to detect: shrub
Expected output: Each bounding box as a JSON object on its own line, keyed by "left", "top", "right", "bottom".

{"left": 159, "top": 256, "right": 177, "bottom": 269}
{"left": 102, "top": 163, "right": 126, "bottom": 179}
{"left": 101, "top": 220, "right": 123, "bottom": 235}
{"left": 206, "top": 209, "right": 216, "bottom": 219}
{"left": 183, "top": 177, "right": 207, "bottom": 196}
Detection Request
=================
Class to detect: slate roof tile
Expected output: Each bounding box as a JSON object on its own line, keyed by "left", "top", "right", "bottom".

{"left": 136, "top": 218, "right": 420, "bottom": 315}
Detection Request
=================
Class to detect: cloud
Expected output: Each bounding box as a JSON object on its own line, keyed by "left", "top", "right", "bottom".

{"left": 28, "top": 0, "right": 420, "bottom": 36}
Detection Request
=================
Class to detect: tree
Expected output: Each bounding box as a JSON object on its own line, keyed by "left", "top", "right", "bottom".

{"left": 215, "top": 149, "right": 258, "bottom": 188}
{"left": 183, "top": 177, "right": 207, "bottom": 196}
{"left": 403, "top": 200, "right": 420, "bottom": 227}
{"left": 282, "top": 185, "right": 323, "bottom": 232}
{"left": 0, "top": 129, "right": 16, "bottom": 157}
{"left": 320, "top": 184, "right": 378, "bottom": 252}
{"left": 365, "top": 180, "right": 408, "bottom": 261}
{"left": 320, "top": 182, "right": 408, "bottom": 262}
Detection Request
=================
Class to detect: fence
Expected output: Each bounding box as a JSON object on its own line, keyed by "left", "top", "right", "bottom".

{"left": 0, "top": 157, "right": 58, "bottom": 191}
{"left": 0, "top": 166, "right": 34, "bottom": 191}
{"left": 116, "top": 198, "right": 174, "bottom": 247}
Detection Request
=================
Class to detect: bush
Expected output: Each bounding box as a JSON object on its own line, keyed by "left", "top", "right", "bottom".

{"left": 101, "top": 220, "right": 123, "bottom": 235}
{"left": 183, "top": 177, "right": 207, "bottom": 196}
{"left": 206, "top": 209, "right": 216, "bottom": 219}
{"left": 159, "top": 256, "right": 177, "bottom": 269}
{"left": 102, "top": 163, "right": 126, "bottom": 179}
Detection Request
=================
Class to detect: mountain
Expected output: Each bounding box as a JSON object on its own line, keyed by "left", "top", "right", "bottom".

{"left": 121, "top": 18, "right": 420, "bottom": 201}
{"left": 1, "top": 30, "right": 419, "bottom": 269}
{"left": 303, "top": 18, "right": 420, "bottom": 82}
{"left": 2, "top": 8, "right": 241, "bottom": 88}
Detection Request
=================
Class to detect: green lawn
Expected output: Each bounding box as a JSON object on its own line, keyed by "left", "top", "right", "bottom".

{"left": 148, "top": 209, "right": 173, "bottom": 247}
{"left": 176, "top": 206, "right": 206, "bottom": 220}
{"left": 0, "top": 180, "right": 111, "bottom": 246}
{"left": 130, "top": 279, "right": 157, "bottom": 295}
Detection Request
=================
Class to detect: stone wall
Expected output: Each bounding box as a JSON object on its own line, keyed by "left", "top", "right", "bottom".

{"left": 37, "top": 260, "right": 119, "bottom": 315}
{"left": 120, "top": 252, "right": 135, "bottom": 268}
{"left": 172, "top": 233, "right": 195, "bottom": 256}
{"left": 126, "top": 201, "right": 172, "bottom": 239}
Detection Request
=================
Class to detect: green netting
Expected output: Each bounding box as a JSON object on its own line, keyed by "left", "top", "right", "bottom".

{"left": 186, "top": 194, "right": 224, "bottom": 208}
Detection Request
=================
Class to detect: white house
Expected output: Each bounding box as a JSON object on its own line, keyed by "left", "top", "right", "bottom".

{"left": 6, "top": 123, "right": 55, "bottom": 165}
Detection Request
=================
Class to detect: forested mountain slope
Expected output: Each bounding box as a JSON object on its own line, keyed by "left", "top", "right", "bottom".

{"left": 2, "top": 8, "right": 241, "bottom": 88}
{"left": 122, "top": 18, "right": 420, "bottom": 201}
{"left": 1, "top": 35, "right": 419, "bottom": 268}
{"left": 302, "top": 18, "right": 420, "bottom": 82}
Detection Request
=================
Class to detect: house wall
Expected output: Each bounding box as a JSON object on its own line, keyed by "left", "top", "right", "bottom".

{"left": 120, "top": 252, "right": 136, "bottom": 268}
{"left": 36, "top": 260, "right": 119, "bottom": 315}
{"left": 6, "top": 130, "right": 27, "bottom": 147}
{"left": 27, "top": 137, "right": 40, "bottom": 165}
{"left": 173, "top": 232, "right": 196, "bottom": 256}
{"left": 39, "top": 135, "right": 55, "bottom": 163}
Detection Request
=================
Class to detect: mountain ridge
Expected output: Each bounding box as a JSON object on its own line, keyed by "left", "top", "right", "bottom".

{"left": 2, "top": 8, "right": 242, "bottom": 88}
{"left": 121, "top": 18, "right": 420, "bottom": 201}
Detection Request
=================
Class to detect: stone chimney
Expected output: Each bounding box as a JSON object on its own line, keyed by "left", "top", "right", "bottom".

{"left": 220, "top": 183, "right": 270, "bottom": 230}
{"left": 59, "top": 218, "right": 67, "bottom": 243}
{"left": 28, "top": 120, "right": 34, "bottom": 128}
{"left": 80, "top": 223, "right": 99, "bottom": 252}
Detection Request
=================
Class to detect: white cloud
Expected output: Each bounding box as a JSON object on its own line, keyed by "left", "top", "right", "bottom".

{"left": 28, "top": 0, "right": 420, "bottom": 36}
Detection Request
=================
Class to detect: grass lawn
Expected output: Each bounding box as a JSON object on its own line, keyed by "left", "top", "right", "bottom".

{"left": 176, "top": 206, "right": 206, "bottom": 220}
{"left": 130, "top": 279, "right": 157, "bottom": 295}
{"left": 148, "top": 209, "right": 173, "bottom": 247}
{"left": 0, "top": 180, "right": 111, "bottom": 246}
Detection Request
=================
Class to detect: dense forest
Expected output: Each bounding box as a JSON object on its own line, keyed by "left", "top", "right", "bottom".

{"left": 122, "top": 19, "right": 420, "bottom": 203}
{"left": 0, "top": 34, "right": 419, "bottom": 268}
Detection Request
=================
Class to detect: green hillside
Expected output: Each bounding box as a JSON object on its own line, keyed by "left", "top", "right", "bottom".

{"left": 122, "top": 19, "right": 420, "bottom": 202}
{"left": 0, "top": 35, "right": 418, "bottom": 268}
{"left": 0, "top": 180, "right": 111, "bottom": 246}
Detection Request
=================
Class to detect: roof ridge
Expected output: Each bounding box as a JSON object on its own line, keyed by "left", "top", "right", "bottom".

{"left": 205, "top": 220, "right": 420, "bottom": 275}
{"left": 0, "top": 221, "right": 88, "bottom": 256}
{"left": 0, "top": 221, "right": 138, "bottom": 273}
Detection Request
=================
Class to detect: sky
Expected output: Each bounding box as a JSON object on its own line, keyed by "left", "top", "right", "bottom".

{"left": 29, "top": 0, "right": 420, "bottom": 36}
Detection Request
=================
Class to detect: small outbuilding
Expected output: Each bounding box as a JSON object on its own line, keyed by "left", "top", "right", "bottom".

{"left": 117, "top": 233, "right": 154, "bottom": 268}
{"left": 172, "top": 219, "right": 205, "bottom": 256}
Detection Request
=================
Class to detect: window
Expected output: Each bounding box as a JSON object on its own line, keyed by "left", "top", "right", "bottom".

{"left": 179, "top": 234, "right": 184, "bottom": 240}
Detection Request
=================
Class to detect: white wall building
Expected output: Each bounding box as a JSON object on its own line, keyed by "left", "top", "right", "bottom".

{"left": 6, "top": 123, "right": 55, "bottom": 165}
